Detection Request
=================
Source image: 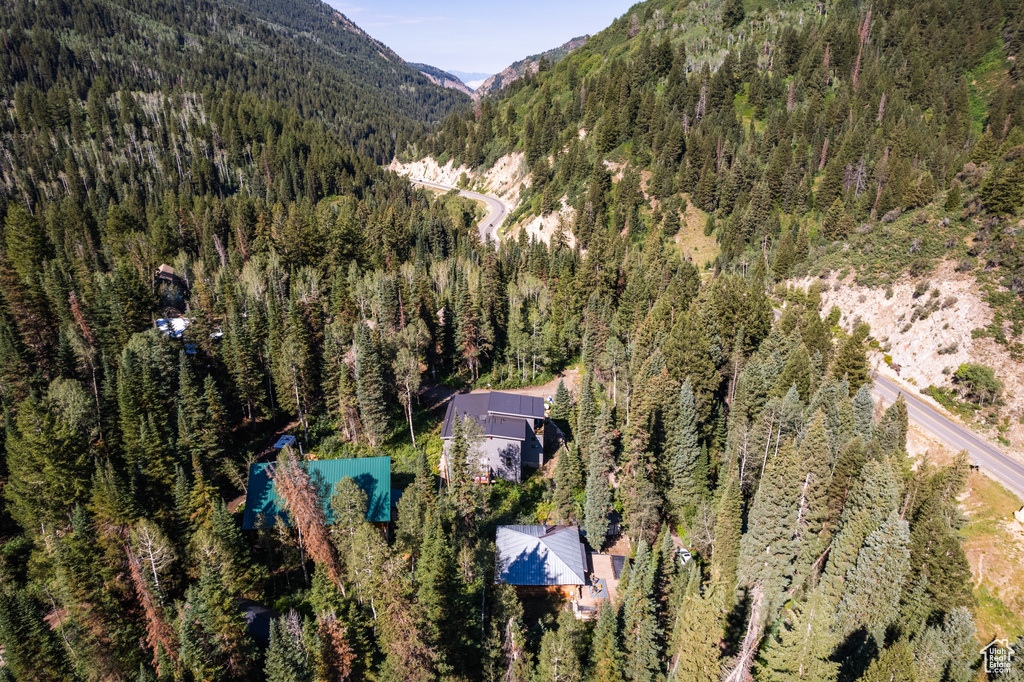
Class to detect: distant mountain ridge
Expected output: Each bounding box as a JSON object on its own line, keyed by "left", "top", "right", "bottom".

{"left": 472, "top": 35, "right": 590, "bottom": 100}
{"left": 410, "top": 63, "right": 474, "bottom": 96}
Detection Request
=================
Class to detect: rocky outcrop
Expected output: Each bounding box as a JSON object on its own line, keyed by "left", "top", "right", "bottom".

{"left": 410, "top": 63, "right": 473, "bottom": 96}
{"left": 472, "top": 35, "right": 590, "bottom": 100}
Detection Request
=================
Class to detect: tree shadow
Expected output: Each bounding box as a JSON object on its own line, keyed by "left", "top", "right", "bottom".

{"left": 722, "top": 587, "right": 752, "bottom": 656}
{"left": 834, "top": 626, "right": 877, "bottom": 682}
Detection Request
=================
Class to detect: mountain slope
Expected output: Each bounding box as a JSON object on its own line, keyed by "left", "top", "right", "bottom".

{"left": 411, "top": 63, "right": 475, "bottom": 96}
{"left": 1, "top": 0, "right": 468, "bottom": 161}
{"left": 472, "top": 35, "right": 590, "bottom": 99}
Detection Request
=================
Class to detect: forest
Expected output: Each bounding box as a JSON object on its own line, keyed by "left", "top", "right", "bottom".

{"left": 0, "top": 0, "right": 1023, "bottom": 679}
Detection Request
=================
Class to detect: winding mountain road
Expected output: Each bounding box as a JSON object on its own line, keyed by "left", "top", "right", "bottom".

{"left": 409, "top": 178, "right": 510, "bottom": 242}
{"left": 872, "top": 373, "right": 1024, "bottom": 501}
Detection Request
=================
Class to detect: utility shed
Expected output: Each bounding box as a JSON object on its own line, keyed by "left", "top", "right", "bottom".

{"left": 242, "top": 456, "right": 391, "bottom": 529}
{"left": 496, "top": 525, "right": 587, "bottom": 596}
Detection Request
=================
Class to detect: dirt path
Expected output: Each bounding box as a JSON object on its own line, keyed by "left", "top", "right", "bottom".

{"left": 468, "top": 368, "right": 580, "bottom": 399}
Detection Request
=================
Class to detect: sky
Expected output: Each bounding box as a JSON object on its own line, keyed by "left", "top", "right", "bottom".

{"left": 324, "top": 0, "right": 636, "bottom": 76}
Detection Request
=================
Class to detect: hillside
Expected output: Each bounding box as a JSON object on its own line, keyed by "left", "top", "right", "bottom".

{"left": 1, "top": 0, "right": 468, "bottom": 161}
{"left": 2, "top": 0, "right": 1024, "bottom": 679}
{"left": 419, "top": 0, "right": 1024, "bottom": 431}
{"left": 472, "top": 35, "right": 591, "bottom": 100}
{"left": 411, "top": 63, "right": 475, "bottom": 96}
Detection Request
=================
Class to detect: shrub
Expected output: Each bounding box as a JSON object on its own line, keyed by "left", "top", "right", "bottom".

{"left": 955, "top": 257, "right": 976, "bottom": 272}
{"left": 913, "top": 280, "right": 931, "bottom": 298}
{"left": 882, "top": 208, "right": 902, "bottom": 223}
{"left": 885, "top": 284, "right": 893, "bottom": 299}
{"left": 953, "top": 363, "right": 1003, "bottom": 407}
{"left": 942, "top": 296, "right": 958, "bottom": 309}
{"left": 937, "top": 342, "right": 958, "bottom": 355}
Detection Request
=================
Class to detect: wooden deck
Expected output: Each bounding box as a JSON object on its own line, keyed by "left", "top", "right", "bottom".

{"left": 570, "top": 552, "right": 621, "bottom": 620}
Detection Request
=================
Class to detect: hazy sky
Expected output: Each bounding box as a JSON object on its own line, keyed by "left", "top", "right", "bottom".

{"left": 324, "top": 0, "right": 635, "bottom": 75}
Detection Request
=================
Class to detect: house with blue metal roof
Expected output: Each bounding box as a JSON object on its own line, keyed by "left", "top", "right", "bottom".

{"left": 495, "top": 525, "right": 588, "bottom": 597}
{"left": 440, "top": 391, "right": 547, "bottom": 483}
{"left": 241, "top": 456, "right": 392, "bottom": 530}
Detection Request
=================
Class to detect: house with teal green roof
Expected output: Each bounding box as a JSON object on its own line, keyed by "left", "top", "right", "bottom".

{"left": 242, "top": 456, "right": 392, "bottom": 530}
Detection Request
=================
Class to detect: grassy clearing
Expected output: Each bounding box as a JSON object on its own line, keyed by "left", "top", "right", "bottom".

{"left": 959, "top": 471, "right": 1024, "bottom": 641}
{"left": 673, "top": 196, "right": 721, "bottom": 268}
{"left": 967, "top": 39, "right": 1011, "bottom": 133}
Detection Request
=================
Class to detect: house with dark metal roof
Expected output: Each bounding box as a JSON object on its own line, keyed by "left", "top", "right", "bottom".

{"left": 440, "top": 391, "right": 546, "bottom": 483}
{"left": 496, "top": 525, "right": 587, "bottom": 593}
{"left": 241, "top": 456, "right": 392, "bottom": 530}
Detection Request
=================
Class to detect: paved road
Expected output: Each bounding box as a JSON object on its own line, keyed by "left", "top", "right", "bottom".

{"left": 872, "top": 373, "right": 1024, "bottom": 501}
{"left": 409, "top": 178, "right": 509, "bottom": 242}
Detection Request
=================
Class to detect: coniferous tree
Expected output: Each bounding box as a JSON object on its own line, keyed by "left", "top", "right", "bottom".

{"left": 554, "top": 444, "right": 583, "bottom": 522}
{"left": 354, "top": 323, "right": 389, "bottom": 447}
{"left": 754, "top": 589, "right": 837, "bottom": 682}
{"left": 668, "top": 379, "right": 707, "bottom": 518}
{"left": 584, "top": 403, "right": 615, "bottom": 547}
{"left": 830, "top": 324, "right": 870, "bottom": 394}
{"left": 621, "top": 540, "right": 662, "bottom": 682}
{"left": 265, "top": 613, "right": 312, "bottom": 682}
{"left": 858, "top": 638, "right": 917, "bottom": 682}
{"left": 852, "top": 383, "right": 874, "bottom": 441}
{"left": 591, "top": 602, "right": 624, "bottom": 682}
{"left": 835, "top": 511, "right": 911, "bottom": 644}
{"left": 669, "top": 580, "right": 723, "bottom": 682}
{"left": 396, "top": 449, "right": 434, "bottom": 555}
{"left": 712, "top": 469, "right": 742, "bottom": 598}
{"left": 536, "top": 610, "right": 587, "bottom": 682}
{"left": 178, "top": 562, "right": 256, "bottom": 681}
{"left": 416, "top": 514, "right": 468, "bottom": 675}
{"left": 551, "top": 379, "right": 571, "bottom": 420}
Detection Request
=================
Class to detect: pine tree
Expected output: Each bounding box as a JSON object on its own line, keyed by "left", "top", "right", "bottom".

{"left": 584, "top": 403, "right": 615, "bottom": 547}
{"left": 754, "top": 589, "right": 837, "bottom": 682}
{"left": 551, "top": 379, "right": 571, "bottom": 420}
{"left": 711, "top": 470, "right": 742, "bottom": 599}
{"left": 723, "top": 0, "right": 745, "bottom": 29}
{"left": 0, "top": 589, "right": 72, "bottom": 681}
{"left": 858, "top": 638, "right": 916, "bottom": 682}
{"left": 830, "top": 325, "right": 870, "bottom": 394}
{"left": 668, "top": 379, "right": 707, "bottom": 518}
{"left": 536, "top": 610, "right": 587, "bottom": 682}
{"left": 265, "top": 613, "right": 312, "bottom": 682}
{"left": 178, "top": 562, "right": 257, "bottom": 680}
{"left": 822, "top": 197, "right": 846, "bottom": 240}
{"left": 417, "top": 514, "right": 467, "bottom": 675}
{"left": 792, "top": 414, "right": 833, "bottom": 576}
{"left": 592, "top": 602, "right": 625, "bottom": 682}
{"left": 773, "top": 344, "right": 813, "bottom": 401}
{"left": 396, "top": 449, "right": 434, "bottom": 554}
{"left": 4, "top": 398, "right": 90, "bottom": 535}
{"left": 354, "top": 323, "right": 389, "bottom": 447}
{"left": 209, "top": 498, "right": 260, "bottom": 594}
{"left": 554, "top": 444, "right": 583, "bottom": 523}
{"left": 820, "top": 458, "right": 899, "bottom": 607}
{"left": 876, "top": 395, "right": 909, "bottom": 454}
{"left": 669, "top": 581, "right": 723, "bottom": 682}
{"left": 852, "top": 383, "right": 874, "bottom": 441}
{"left": 836, "top": 511, "right": 911, "bottom": 644}
{"left": 576, "top": 371, "right": 598, "bottom": 456}
{"left": 944, "top": 182, "right": 962, "bottom": 212}
{"left": 621, "top": 540, "right": 663, "bottom": 682}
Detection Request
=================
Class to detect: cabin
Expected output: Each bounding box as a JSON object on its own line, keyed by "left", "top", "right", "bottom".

{"left": 495, "top": 525, "right": 587, "bottom": 598}
{"left": 440, "top": 391, "right": 546, "bottom": 483}
{"left": 241, "top": 455, "right": 393, "bottom": 533}
{"left": 495, "top": 524, "right": 620, "bottom": 620}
